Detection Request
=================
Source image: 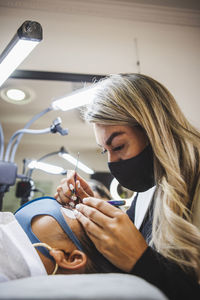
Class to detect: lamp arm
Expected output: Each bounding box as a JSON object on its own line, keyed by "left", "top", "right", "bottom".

{"left": 5, "top": 127, "right": 51, "bottom": 162}
{"left": 38, "top": 150, "right": 61, "bottom": 162}
{"left": 0, "top": 123, "right": 4, "bottom": 161}
{"left": 10, "top": 107, "right": 52, "bottom": 162}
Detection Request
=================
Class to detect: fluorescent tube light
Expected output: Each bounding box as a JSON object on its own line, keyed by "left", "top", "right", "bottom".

{"left": 0, "top": 20, "right": 42, "bottom": 87}
{"left": 51, "top": 84, "right": 98, "bottom": 111}
{"left": 28, "top": 161, "right": 66, "bottom": 175}
{"left": 59, "top": 153, "right": 94, "bottom": 174}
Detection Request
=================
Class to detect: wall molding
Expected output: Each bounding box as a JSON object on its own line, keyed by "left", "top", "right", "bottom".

{"left": 0, "top": 0, "right": 200, "bottom": 27}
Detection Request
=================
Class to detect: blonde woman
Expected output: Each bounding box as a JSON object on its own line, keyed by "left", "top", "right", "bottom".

{"left": 55, "top": 73, "right": 200, "bottom": 300}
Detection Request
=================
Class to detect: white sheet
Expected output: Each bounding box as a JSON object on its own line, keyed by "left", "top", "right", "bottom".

{"left": 0, "top": 212, "right": 47, "bottom": 282}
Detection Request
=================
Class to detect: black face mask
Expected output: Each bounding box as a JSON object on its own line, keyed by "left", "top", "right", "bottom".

{"left": 108, "top": 145, "right": 155, "bottom": 192}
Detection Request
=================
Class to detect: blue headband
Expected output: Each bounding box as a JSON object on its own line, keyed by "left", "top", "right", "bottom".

{"left": 15, "top": 197, "right": 83, "bottom": 261}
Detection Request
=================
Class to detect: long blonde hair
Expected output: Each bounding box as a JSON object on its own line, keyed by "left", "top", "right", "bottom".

{"left": 84, "top": 73, "right": 200, "bottom": 281}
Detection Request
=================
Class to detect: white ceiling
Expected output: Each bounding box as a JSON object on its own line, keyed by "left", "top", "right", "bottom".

{"left": 0, "top": 0, "right": 199, "bottom": 190}
{"left": 110, "top": 0, "right": 200, "bottom": 10}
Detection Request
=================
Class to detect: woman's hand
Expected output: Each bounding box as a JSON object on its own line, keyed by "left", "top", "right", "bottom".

{"left": 54, "top": 170, "right": 94, "bottom": 206}
{"left": 74, "top": 197, "right": 148, "bottom": 272}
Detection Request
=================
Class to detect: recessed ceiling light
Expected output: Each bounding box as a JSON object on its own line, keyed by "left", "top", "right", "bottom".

{"left": 6, "top": 88, "right": 26, "bottom": 101}
{"left": 0, "top": 86, "right": 34, "bottom": 104}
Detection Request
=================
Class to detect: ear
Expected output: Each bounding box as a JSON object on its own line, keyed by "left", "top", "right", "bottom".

{"left": 49, "top": 249, "right": 87, "bottom": 271}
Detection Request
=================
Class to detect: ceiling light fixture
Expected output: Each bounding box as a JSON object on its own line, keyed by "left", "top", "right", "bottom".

{"left": 0, "top": 20, "right": 42, "bottom": 87}
{"left": 6, "top": 88, "right": 26, "bottom": 101}
{"left": 0, "top": 86, "right": 34, "bottom": 105}
{"left": 51, "top": 84, "right": 98, "bottom": 111}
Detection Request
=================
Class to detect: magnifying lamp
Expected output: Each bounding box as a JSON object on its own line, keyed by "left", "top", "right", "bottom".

{"left": 110, "top": 177, "right": 134, "bottom": 203}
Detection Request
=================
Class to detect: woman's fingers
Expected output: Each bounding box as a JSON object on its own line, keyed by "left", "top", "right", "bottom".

{"left": 75, "top": 181, "right": 91, "bottom": 200}
{"left": 81, "top": 197, "right": 120, "bottom": 218}
{"left": 55, "top": 191, "right": 70, "bottom": 205}
{"left": 73, "top": 175, "right": 94, "bottom": 197}
{"left": 75, "top": 203, "right": 148, "bottom": 272}
{"left": 75, "top": 202, "right": 111, "bottom": 227}
{"left": 57, "top": 185, "right": 72, "bottom": 203}
{"left": 55, "top": 182, "right": 71, "bottom": 205}
{"left": 62, "top": 170, "right": 94, "bottom": 197}
{"left": 55, "top": 171, "right": 94, "bottom": 206}
{"left": 74, "top": 210, "right": 102, "bottom": 238}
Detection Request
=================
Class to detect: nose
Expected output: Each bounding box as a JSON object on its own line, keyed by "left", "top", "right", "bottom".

{"left": 107, "top": 151, "right": 119, "bottom": 163}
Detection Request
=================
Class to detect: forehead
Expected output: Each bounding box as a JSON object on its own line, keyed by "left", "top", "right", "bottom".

{"left": 32, "top": 208, "right": 81, "bottom": 237}
{"left": 93, "top": 124, "right": 133, "bottom": 143}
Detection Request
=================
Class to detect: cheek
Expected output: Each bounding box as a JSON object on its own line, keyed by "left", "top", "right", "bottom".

{"left": 127, "top": 138, "right": 148, "bottom": 157}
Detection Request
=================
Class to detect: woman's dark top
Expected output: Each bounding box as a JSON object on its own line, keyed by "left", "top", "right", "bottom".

{"left": 126, "top": 193, "right": 200, "bottom": 300}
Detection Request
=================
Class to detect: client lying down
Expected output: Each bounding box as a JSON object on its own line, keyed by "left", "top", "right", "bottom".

{"left": 14, "top": 197, "right": 121, "bottom": 276}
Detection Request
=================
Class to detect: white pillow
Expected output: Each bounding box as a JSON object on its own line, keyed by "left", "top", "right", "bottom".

{"left": 0, "top": 273, "right": 168, "bottom": 300}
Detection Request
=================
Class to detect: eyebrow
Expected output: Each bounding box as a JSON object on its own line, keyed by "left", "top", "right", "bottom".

{"left": 106, "top": 131, "right": 125, "bottom": 146}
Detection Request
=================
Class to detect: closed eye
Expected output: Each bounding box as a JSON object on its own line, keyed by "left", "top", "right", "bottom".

{"left": 113, "top": 145, "right": 125, "bottom": 152}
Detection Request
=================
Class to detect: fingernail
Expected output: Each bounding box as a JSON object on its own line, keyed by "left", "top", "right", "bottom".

{"left": 69, "top": 201, "right": 75, "bottom": 208}
{"left": 69, "top": 184, "right": 74, "bottom": 191}
{"left": 77, "top": 181, "right": 80, "bottom": 189}
{"left": 82, "top": 198, "right": 87, "bottom": 203}
{"left": 76, "top": 204, "right": 81, "bottom": 210}
{"left": 74, "top": 209, "right": 79, "bottom": 217}
{"left": 71, "top": 195, "right": 77, "bottom": 201}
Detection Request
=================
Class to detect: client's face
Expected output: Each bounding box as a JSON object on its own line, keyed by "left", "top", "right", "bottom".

{"left": 31, "top": 208, "right": 87, "bottom": 275}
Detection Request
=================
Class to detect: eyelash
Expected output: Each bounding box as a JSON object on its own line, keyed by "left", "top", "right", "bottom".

{"left": 113, "top": 145, "right": 124, "bottom": 152}
{"left": 101, "top": 145, "right": 124, "bottom": 154}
